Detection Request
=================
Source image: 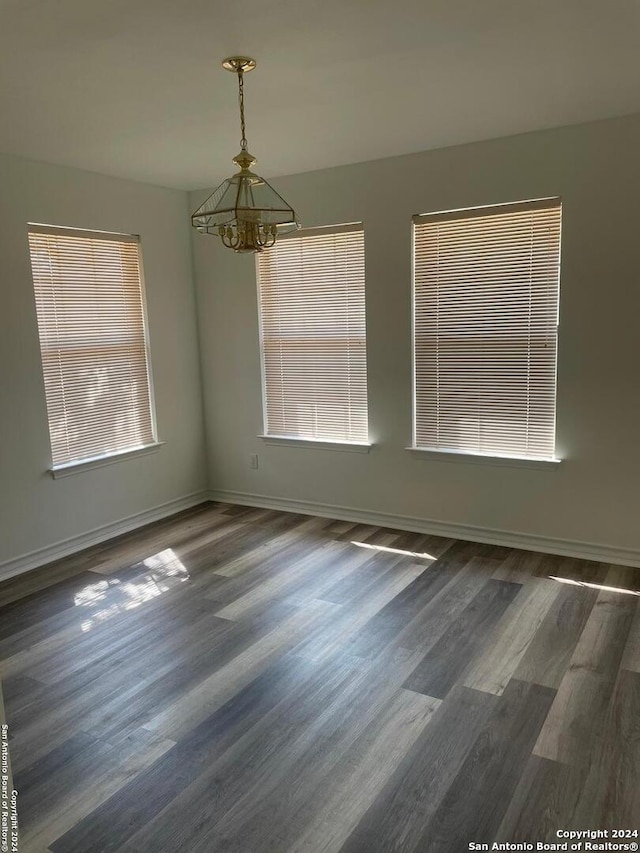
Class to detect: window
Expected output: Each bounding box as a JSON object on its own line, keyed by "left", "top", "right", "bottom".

{"left": 256, "top": 224, "right": 368, "bottom": 444}
{"left": 28, "top": 225, "right": 157, "bottom": 470}
{"left": 412, "top": 198, "right": 561, "bottom": 461}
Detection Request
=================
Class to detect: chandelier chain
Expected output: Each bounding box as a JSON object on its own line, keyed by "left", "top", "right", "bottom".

{"left": 238, "top": 70, "right": 248, "bottom": 151}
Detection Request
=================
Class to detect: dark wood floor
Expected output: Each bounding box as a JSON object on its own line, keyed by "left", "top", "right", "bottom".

{"left": 1, "top": 502, "right": 638, "bottom": 853}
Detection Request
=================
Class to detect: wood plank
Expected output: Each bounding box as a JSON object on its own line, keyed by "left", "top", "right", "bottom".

{"left": 513, "top": 582, "right": 599, "bottom": 689}
{"left": 495, "top": 755, "right": 581, "bottom": 844}
{"left": 385, "top": 555, "right": 500, "bottom": 656}
{"left": 571, "top": 667, "right": 640, "bottom": 830}
{"left": 403, "top": 578, "right": 521, "bottom": 699}
{"left": 339, "top": 685, "right": 498, "bottom": 853}
{"left": 193, "top": 649, "right": 432, "bottom": 853}
{"left": 316, "top": 534, "right": 407, "bottom": 603}
{"left": 347, "top": 551, "right": 485, "bottom": 659}
{"left": 284, "top": 689, "right": 440, "bottom": 853}
{"left": 533, "top": 569, "right": 637, "bottom": 766}
{"left": 49, "top": 654, "right": 321, "bottom": 853}
{"left": 533, "top": 554, "right": 609, "bottom": 584}
{"left": 142, "top": 598, "right": 339, "bottom": 739}
{"left": 6, "top": 613, "right": 236, "bottom": 772}
{"left": 416, "top": 679, "right": 556, "bottom": 852}
{"left": 18, "top": 728, "right": 174, "bottom": 852}
{"left": 120, "top": 653, "right": 370, "bottom": 852}
{"left": 499, "top": 671, "right": 640, "bottom": 840}
{"left": 290, "top": 557, "right": 428, "bottom": 662}
{"left": 214, "top": 538, "right": 385, "bottom": 620}
{"left": 18, "top": 590, "right": 224, "bottom": 686}
{"left": 492, "top": 547, "right": 545, "bottom": 584}
{"left": 0, "top": 571, "right": 105, "bottom": 641}
{"left": 208, "top": 517, "right": 334, "bottom": 580}
{"left": 464, "top": 576, "right": 560, "bottom": 695}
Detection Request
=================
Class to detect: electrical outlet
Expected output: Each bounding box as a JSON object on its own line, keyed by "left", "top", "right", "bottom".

{"left": 249, "top": 453, "right": 259, "bottom": 469}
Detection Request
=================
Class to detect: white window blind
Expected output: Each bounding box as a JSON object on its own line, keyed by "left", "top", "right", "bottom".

{"left": 256, "top": 224, "right": 368, "bottom": 443}
{"left": 413, "top": 198, "right": 561, "bottom": 460}
{"left": 28, "top": 225, "right": 156, "bottom": 469}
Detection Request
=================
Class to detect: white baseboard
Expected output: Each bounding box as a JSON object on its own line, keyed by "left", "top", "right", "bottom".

{"left": 208, "top": 489, "right": 640, "bottom": 568}
{"left": 3, "top": 487, "right": 637, "bottom": 583}
{"left": 0, "top": 491, "right": 209, "bottom": 583}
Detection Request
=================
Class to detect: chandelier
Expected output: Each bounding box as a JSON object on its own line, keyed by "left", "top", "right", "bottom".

{"left": 191, "top": 57, "right": 299, "bottom": 253}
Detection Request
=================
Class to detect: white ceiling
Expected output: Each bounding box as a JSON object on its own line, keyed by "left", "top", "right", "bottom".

{"left": 1, "top": 0, "right": 639, "bottom": 190}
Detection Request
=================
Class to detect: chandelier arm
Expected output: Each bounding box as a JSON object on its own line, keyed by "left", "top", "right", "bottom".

{"left": 255, "top": 225, "right": 276, "bottom": 249}
{"left": 222, "top": 226, "right": 241, "bottom": 250}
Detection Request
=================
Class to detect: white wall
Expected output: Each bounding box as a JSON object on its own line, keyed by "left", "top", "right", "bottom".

{"left": 191, "top": 113, "right": 640, "bottom": 562}
{"left": 0, "top": 153, "right": 207, "bottom": 573}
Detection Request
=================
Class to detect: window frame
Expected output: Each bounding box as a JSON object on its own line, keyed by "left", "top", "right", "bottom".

{"left": 410, "top": 198, "right": 562, "bottom": 466}
{"left": 255, "top": 222, "right": 371, "bottom": 450}
{"left": 28, "top": 223, "right": 160, "bottom": 475}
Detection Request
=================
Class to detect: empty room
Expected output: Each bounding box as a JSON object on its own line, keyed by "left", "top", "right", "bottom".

{"left": 0, "top": 1, "right": 639, "bottom": 851}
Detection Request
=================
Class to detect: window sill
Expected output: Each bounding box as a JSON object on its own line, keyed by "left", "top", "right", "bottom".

{"left": 259, "top": 435, "right": 372, "bottom": 453}
{"left": 50, "top": 442, "right": 164, "bottom": 478}
{"left": 405, "top": 446, "right": 561, "bottom": 470}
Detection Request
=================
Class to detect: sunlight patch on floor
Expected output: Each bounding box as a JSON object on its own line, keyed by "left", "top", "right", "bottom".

{"left": 549, "top": 575, "right": 640, "bottom": 596}
{"left": 74, "top": 548, "right": 190, "bottom": 630}
{"left": 350, "top": 541, "right": 436, "bottom": 560}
